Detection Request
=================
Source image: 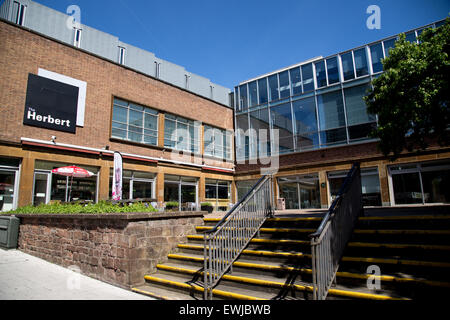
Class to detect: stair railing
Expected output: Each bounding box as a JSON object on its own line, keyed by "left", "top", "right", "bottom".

{"left": 202, "top": 175, "right": 274, "bottom": 300}
{"left": 309, "top": 163, "right": 363, "bottom": 300}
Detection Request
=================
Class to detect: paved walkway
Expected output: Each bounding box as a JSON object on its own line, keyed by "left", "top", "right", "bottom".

{"left": 0, "top": 248, "right": 154, "bottom": 300}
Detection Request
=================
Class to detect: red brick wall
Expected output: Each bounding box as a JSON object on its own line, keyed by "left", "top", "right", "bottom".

{"left": 0, "top": 21, "right": 233, "bottom": 169}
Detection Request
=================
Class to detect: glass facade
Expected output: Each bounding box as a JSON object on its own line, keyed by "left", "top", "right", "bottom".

{"left": 232, "top": 24, "right": 441, "bottom": 160}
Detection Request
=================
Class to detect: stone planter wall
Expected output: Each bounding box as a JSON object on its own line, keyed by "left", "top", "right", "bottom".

{"left": 15, "top": 211, "right": 205, "bottom": 289}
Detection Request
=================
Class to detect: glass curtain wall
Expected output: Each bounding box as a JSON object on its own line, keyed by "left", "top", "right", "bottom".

{"left": 233, "top": 22, "right": 442, "bottom": 162}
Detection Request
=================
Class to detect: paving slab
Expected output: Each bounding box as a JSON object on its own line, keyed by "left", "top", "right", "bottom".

{"left": 0, "top": 248, "right": 154, "bottom": 300}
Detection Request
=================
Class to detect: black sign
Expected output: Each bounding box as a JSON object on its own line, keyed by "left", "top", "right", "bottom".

{"left": 23, "top": 73, "right": 79, "bottom": 133}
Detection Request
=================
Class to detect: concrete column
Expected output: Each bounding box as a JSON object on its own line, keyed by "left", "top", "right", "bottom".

{"left": 319, "top": 171, "right": 328, "bottom": 209}
{"left": 230, "top": 179, "right": 236, "bottom": 204}
{"left": 98, "top": 162, "right": 110, "bottom": 201}
{"left": 18, "top": 153, "right": 35, "bottom": 208}
{"left": 158, "top": 113, "right": 165, "bottom": 148}
{"left": 156, "top": 171, "right": 164, "bottom": 206}
{"left": 378, "top": 163, "right": 391, "bottom": 206}
{"left": 198, "top": 174, "right": 205, "bottom": 204}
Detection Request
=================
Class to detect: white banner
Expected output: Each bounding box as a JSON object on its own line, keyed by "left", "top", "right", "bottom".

{"left": 112, "top": 151, "right": 123, "bottom": 200}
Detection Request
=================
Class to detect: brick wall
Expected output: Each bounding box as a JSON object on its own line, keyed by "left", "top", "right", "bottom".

{"left": 16, "top": 212, "right": 205, "bottom": 288}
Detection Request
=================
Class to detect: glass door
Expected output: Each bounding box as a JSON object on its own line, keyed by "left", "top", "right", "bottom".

{"left": 33, "top": 172, "right": 51, "bottom": 205}
{"left": 0, "top": 170, "right": 17, "bottom": 212}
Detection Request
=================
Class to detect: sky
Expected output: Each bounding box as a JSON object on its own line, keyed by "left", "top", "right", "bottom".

{"left": 33, "top": 0, "right": 449, "bottom": 89}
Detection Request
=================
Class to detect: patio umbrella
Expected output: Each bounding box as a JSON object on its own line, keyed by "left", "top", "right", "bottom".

{"left": 51, "top": 165, "right": 94, "bottom": 202}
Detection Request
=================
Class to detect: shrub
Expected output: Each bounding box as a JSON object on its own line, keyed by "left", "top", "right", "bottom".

{"left": 3, "top": 200, "right": 157, "bottom": 215}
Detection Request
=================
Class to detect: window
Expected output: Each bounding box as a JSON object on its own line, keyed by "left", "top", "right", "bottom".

{"left": 389, "top": 161, "right": 450, "bottom": 205}
{"left": 353, "top": 48, "right": 369, "bottom": 77}
{"left": 344, "top": 84, "right": 375, "bottom": 125}
{"left": 278, "top": 174, "right": 320, "bottom": 209}
{"left": 270, "top": 103, "right": 294, "bottom": 154}
{"left": 383, "top": 38, "right": 396, "bottom": 57}
{"left": 108, "top": 170, "right": 155, "bottom": 200}
{"left": 205, "top": 179, "right": 231, "bottom": 212}
{"left": 279, "top": 71, "right": 290, "bottom": 98}
{"left": 405, "top": 31, "right": 417, "bottom": 43}
{"left": 204, "top": 125, "right": 232, "bottom": 160}
{"left": 249, "top": 108, "right": 271, "bottom": 159}
{"left": 315, "top": 60, "right": 327, "bottom": 88}
{"left": 328, "top": 168, "right": 381, "bottom": 206}
{"left": 290, "top": 67, "right": 302, "bottom": 96}
{"left": 73, "top": 28, "right": 82, "bottom": 48}
{"left": 326, "top": 57, "right": 340, "bottom": 85}
{"left": 164, "top": 175, "right": 198, "bottom": 211}
{"left": 111, "top": 98, "right": 158, "bottom": 146}
{"left": 258, "top": 78, "right": 268, "bottom": 104}
{"left": 239, "top": 84, "right": 248, "bottom": 111}
{"left": 164, "top": 114, "right": 200, "bottom": 153}
{"left": 268, "top": 74, "right": 279, "bottom": 101}
{"left": 301, "top": 63, "right": 314, "bottom": 92}
{"left": 155, "top": 62, "right": 161, "bottom": 78}
{"left": 236, "top": 179, "right": 258, "bottom": 200}
{"left": 248, "top": 81, "right": 258, "bottom": 108}
{"left": 34, "top": 160, "right": 98, "bottom": 204}
{"left": 341, "top": 52, "right": 355, "bottom": 81}
{"left": 370, "top": 43, "right": 384, "bottom": 73}
{"left": 0, "top": 157, "right": 19, "bottom": 211}
{"left": 292, "top": 97, "right": 319, "bottom": 150}
{"left": 235, "top": 114, "right": 249, "bottom": 161}
{"left": 317, "top": 90, "right": 347, "bottom": 146}
{"left": 118, "top": 47, "right": 126, "bottom": 65}
{"left": 185, "top": 75, "right": 190, "bottom": 89}
{"left": 12, "top": 1, "right": 26, "bottom": 26}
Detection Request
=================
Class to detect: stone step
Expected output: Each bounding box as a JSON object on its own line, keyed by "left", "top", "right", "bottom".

{"left": 151, "top": 262, "right": 411, "bottom": 300}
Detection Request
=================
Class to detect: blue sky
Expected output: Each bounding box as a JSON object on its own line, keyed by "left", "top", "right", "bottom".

{"left": 35, "top": 0, "right": 449, "bottom": 89}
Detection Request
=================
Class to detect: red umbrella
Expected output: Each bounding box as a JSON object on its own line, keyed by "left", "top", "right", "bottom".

{"left": 51, "top": 165, "right": 94, "bottom": 202}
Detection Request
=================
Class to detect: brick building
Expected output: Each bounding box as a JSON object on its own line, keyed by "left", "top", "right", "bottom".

{"left": 0, "top": 0, "right": 235, "bottom": 212}
{"left": 0, "top": 0, "right": 449, "bottom": 213}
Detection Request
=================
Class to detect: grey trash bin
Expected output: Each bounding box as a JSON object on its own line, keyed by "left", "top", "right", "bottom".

{"left": 0, "top": 216, "right": 20, "bottom": 249}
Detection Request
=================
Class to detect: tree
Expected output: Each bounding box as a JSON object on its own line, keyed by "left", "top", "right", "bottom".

{"left": 364, "top": 18, "right": 450, "bottom": 160}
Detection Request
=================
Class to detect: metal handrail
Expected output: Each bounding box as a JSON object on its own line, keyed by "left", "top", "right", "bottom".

{"left": 202, "top": 175, "right": 274, "bottom": 299}
{"left": 309, "top": 163, "right": 363, "bottom": 300}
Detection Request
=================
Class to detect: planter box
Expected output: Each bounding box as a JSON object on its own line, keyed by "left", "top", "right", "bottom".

{"left": 13, "top": 211, "right": 206, "bottom": 289}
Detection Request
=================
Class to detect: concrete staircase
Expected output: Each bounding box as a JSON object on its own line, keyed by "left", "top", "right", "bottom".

{"left": 132, "top": 207, "right": 450, "bottom": 300}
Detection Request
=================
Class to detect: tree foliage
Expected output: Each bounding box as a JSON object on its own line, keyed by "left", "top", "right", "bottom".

{"left": 364, "top": 18, "right": 450, "bottom": 160}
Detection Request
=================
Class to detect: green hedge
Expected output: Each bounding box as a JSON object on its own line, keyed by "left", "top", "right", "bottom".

{"left": 3, "top": 201, "right": 157, "bottom": 215}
